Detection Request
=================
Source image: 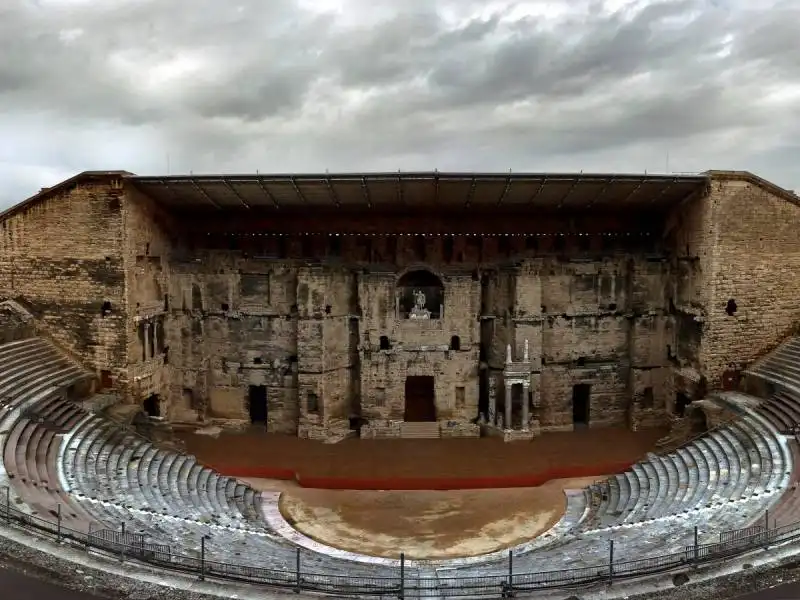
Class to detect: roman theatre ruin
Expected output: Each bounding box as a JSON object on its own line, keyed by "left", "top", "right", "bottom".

{"left": 0, "top": 169, "right": 799, "bottom": 598}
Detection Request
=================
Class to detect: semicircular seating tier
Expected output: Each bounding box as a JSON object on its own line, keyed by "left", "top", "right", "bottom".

{"left": 745, "top": 335, "right": 800, "bottom": 529}
{"left": 0, "top": 335, "right": 795, "bottom": 587}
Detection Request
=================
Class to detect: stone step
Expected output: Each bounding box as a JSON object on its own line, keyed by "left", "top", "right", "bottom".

{"left": 400, "top": 421, "right": 441, "bottom": 439}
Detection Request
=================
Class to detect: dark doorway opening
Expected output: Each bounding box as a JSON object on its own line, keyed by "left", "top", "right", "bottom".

{"left": 572, "top": 384, "right": 590, "bottom": 427}
{"left": 689, "top": 409, "right": 708, "bottom": 435}
{"left": 249, "top": 385, "right": 268, "bottom": 425}
{"left": 675, "top": 392, "right": 691, "bottom": 417}
{"left": 404, "top": 376, "right": 436, "bottom": 422}
{"left": 100, "top": 370, "right": 113, "bottom": 390}
{"left": 511, "top": 383, "right": 524, "bottom": 429}
{"left": 478, "top": 370, "right": 489, "bottom": 419}
{"left": 143, "top": 394, "right": 160, "bottom": 418}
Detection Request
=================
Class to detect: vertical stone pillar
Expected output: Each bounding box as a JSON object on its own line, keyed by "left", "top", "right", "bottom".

{"left": 488, "top": 376, "right": 497, "bottom": 426}
{"left": 522, "top": 382, "right": 530, "bottom": 430}
{"left": 505, "top": 384, "right": 512, "bottom": 430}
{"left": 144, "top": 323, "right": 151, "bottom": 360}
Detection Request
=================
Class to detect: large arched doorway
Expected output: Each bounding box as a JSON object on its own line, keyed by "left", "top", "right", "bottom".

{"left": 397, "top": 270, "right": 444, "bottom": 320}
{"left": 404, "top": 376, "right": 436, "bottom": 421}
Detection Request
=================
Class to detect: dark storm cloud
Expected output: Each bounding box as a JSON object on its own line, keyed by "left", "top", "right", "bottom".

{"left": 0, "top": 0, "right": 799, "bottom": 207}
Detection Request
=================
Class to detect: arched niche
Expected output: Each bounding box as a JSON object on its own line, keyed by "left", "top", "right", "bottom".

{"left": 396, "top": 269, "right": 444, "bottom": 320}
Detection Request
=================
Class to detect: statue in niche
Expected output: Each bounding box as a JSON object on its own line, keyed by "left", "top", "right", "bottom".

{"left": 409, "top": 289, "right": 431, "bottom": 319}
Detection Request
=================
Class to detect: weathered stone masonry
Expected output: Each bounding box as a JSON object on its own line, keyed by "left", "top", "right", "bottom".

{"left": 1, "top": 170, "right": 797, "bottom": 441}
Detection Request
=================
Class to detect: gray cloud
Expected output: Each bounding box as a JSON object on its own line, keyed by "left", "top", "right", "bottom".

{"left": 1, "top": 0, "right": 799, "bottom": 207}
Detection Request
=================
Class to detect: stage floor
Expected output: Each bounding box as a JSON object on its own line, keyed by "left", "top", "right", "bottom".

{"left": 176, "top": 425, "right": 667, "bottom": 481}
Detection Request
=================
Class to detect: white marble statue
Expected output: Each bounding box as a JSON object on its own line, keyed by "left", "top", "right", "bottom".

{"left": 409, "top": 289, "right": 431, "bottom": 319}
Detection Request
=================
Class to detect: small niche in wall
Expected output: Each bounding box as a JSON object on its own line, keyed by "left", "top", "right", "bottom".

{"left": 725, "top": 299, "right": 737, "bottom": 316}
{"left": 641, "top": 387, "right": 654, "bottom": 409}
{"left": 450, "top": 335, "right": 461, "bottom": 351}
{"left": 455, "top": 386, "right": 466, "bottom": 409}
{"left": 307, "top": 392, "right": 319, "bottom": 413}
{"left": 379, "top": 336, "right": 391, "bottom": 350}
{"left": 221, "top": 302, "right": 230, "bottom": 312}
{"left": 100, "top": 301, "right": 112, "bottom": 317}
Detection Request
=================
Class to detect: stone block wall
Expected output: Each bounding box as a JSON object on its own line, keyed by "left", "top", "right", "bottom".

{"left": 0, "top": 176, "right": 128, "bottom": 391}
{"left": 700, "top": 176, "right": 800, "bottom": 386}
{"left": 6, "top": 171, "right": 795, "bottom": 441}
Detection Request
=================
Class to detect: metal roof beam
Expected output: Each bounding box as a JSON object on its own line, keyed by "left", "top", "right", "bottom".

{"left": 255, "top": 178, "right": 281, "bottom": 209}
{"left": 528, "top": 178, "right": 547, "bottom": 204}
{"left": 585, "top": 178, "right": 614, "bottom": 209}
{"left": 621, "top": 178, "right": 648, "bottom": 204}
{"left": 464, "top": 176, "right": 477, "bottom": 208}
{"left": 288, "top": 176, "right": 308, "bottom": 204}
{"left": 496, "top": 173, "right": 513, "bottom": 207}
{"left": 360, "top": 177, "right": 373, "bottom": 208}
{"left": 396, "top": 174, "right": 405, "bottom": 206}
{"left": 555, "top": 176, "right": 581, "bottom": 210}
{"left": 324, "top": 176, "right": 341, "bottom": 208}
{"left": 649, "top": 178, "right": 678, "bottom": 204}
{"left": 222, "top": 178, "right": 251, "bottom": 209}
{"left": 188, "top": 178, "right": 222, "bottom": 209}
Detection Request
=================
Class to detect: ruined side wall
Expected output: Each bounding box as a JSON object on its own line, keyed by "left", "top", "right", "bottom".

{"left": 701, "top": 179, "right": 800, "bottom": 387}
{"left": 0, "top": 180, "right": 127, "bottom": 388}
{"left": 663, "top": 187, "right": 715, "bottom": 408}
{"left": 122, "top": 187, "right": 174, "bottom": 410}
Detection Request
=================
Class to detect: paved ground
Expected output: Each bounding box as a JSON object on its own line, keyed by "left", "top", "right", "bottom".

{"left": 248, "top": 475, "right": 603, "bottom": 558}
{"left": 0, "top": 566, "right": 106, "bottom": 600}
{"left": 177, "top": 426, "right": 667, "bottom": 479}
{"left": 3, "top": 561, "right": 800, "bottom": 600}
{"left": 735, "top": 581, "right": 800, "bottom": 599}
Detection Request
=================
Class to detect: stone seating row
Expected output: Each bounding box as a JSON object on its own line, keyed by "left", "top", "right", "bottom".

{"left": 0, "top": 339, "right": 400, "bottom": 578}
{"left": 0, "top": 335, "right": 790, "bottom": 585}
{"left": 747, "top": 337, "right": 800, "bottom": 394}
{"left": 577, "top": 406, "right": 788, "bottom": 533}
{"left": 0, "top": 338, "right": 97, "bottom": 527}
{"left": 0, "top": 338, "right": 394, "bottom": 576}
{"left": 62, "top": 415, "right": 261, "bottom": 527}
{"left": 448, "top": 399, "right": 791, "bottom": 577}
{"left": 746, "top": 337, "right": 800, "bottom": 529}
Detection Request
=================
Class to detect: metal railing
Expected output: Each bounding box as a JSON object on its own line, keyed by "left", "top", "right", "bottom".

{"left": 2, "top": 487, "right": 799, "bottom": 598}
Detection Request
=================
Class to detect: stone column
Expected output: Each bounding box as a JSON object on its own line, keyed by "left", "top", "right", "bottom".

{"left": 522, "top": 382, "right": 530, "bottom": 430}
{"left": 486, "top": 382, "right": 497, "bottom": 425}
{"left": 144, "top": 323, "right": 151, "bottom": 360}
{"left": 488, "top": 377, "right": 497, "bottom": 426}
{"left": 505, "top": 384, "right": 512, "bottom": 430}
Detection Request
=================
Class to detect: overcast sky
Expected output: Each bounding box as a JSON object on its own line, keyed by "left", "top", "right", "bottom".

{"left": 0, "top": 0, "right": 798, "bottom": 208}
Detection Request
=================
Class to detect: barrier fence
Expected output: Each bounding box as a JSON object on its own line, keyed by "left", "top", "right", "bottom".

{"left": 2, "top": 488, "right": 800, "bottom": 598}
